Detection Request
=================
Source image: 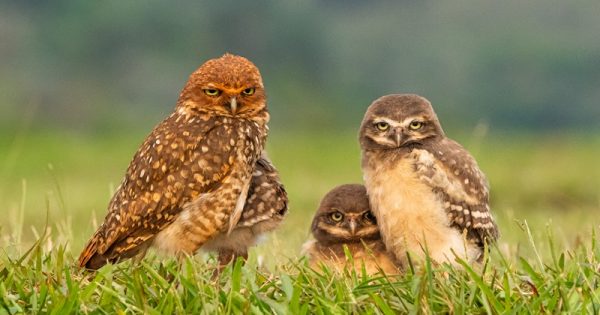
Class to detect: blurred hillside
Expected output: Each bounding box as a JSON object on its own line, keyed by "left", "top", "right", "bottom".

{"left": 1, "top": 0, "right": 599, "bottom": 134}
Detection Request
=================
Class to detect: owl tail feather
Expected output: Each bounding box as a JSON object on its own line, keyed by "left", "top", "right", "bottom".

{"left": 78, "top": 236, "right": 109, "bottom": 270}
{"left": 79, "top": 234, "right": 152, "bottom": 270}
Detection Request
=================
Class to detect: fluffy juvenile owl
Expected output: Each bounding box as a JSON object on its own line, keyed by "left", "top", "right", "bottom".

{"left": 359, "top": 94, "right": 498, "bottom": 265}
{"left": 202, "top": 154, "right": 288, "bottom": 267}
{"left": 303, "top": 184, "right": 399, "bottom": 275}
{"left": 79, "top": 53, "right": 274, "bottom": 269}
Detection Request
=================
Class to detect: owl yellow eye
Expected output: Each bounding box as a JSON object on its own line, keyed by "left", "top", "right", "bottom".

{"left": 375, "top": 121, "right": 389, "bottom": 131}
{"left": 242, "top": 88, "right": 255, "bottom": 96}
{"left": 330, "top": 212, "right": 344, "bottom": 222}
{"left": 203, "top": 88, "right": 221, "bottom": 97}
{"left": 409, "top": 121, "right": 424, "bottom": 130}
{"left": 363, "top": 211, "right": 376, "bottom": 223}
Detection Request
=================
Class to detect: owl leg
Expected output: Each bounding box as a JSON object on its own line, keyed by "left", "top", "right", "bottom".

{"left": 131, "top": 245, "right": 150, "bottom": 265}
{"left": 213, "top": 248, "right": 248, "bottom": 277}
{"left": 217, "top": 249, "right": 235, "bottom": 268}
{"left": 218, "top": 249, "right": 248, "bottom": 266}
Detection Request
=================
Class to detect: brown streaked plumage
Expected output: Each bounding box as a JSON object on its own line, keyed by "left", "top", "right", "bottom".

{"left": 202, "top": 154, "right": 288, "bottom": 267}
{"left": 303, "top": 184, "right": 399, "bottom": 275}
{"left": 359, "top": 94, "right": 499, "bottom": 266}
{"left": 79, "top": 54, "right": 276, "bottom": 269}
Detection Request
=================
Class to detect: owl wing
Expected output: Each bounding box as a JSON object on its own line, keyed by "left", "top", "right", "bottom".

{"left": 413, "top": 138, "right": 499, "bottom": 250}
{"left": 237, "top": 154, "right": 288, "bottom": 228}
{"left": 79, "top": 114, "right": 239, "bottom": 269}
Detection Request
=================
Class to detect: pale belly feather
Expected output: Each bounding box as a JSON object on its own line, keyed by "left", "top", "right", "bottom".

{"left": 364, "top": 157, "right": 476, "bottom": 264}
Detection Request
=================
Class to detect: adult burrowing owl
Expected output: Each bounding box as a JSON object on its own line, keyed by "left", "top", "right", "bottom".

{"left": 303, "top": 184, "right": 399, "bottom": 274}
{"left": 359, "top": 94, "right": 498, "bottom": 266}
{"left": 79, "top": 53, "right": 278, "bottom": 269}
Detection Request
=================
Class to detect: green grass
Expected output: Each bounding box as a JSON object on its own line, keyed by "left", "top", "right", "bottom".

{"left": 1, "top": 129, "right": 599, "bottom": 313}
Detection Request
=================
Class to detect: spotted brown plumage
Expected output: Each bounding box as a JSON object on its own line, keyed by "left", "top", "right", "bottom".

{"left": 202, "top": 155, "right": 288, "bottom": 267}
{"left": 302, "top": 184, "right": 399, "bottom": 275}
{"left": 237, "top": 156, "right": 288, "bottom": 229}
{"left": 79, "top": 54, "right": 276, "bottom": 269}
{"left": 359, "top": 94, "right": 498, "bottom": 266}
{"left": 413, "top": 138, "right": 498, "bottom": 248}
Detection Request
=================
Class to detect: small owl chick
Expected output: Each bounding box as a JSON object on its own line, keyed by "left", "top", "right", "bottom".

{"left": 202, "top": 154, "right": 288, "bottom": 267}
{"left": 359, "top": 94, "right": 499, "bottom": 266}
{"left": 79, "top": 54, "right": 274, "bottom": 269}
{"left": 303, "top": 184, "right": 399, "bottom": 275}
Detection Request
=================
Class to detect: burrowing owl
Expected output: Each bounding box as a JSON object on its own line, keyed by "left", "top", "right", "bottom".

{"left": 202, "top": 154, "right": 288, "bottom": 267}
{"left": 359, "top": 94, "right": 498, "bottom": 265}
{"left": 303, "top": 184, "right": 399, "bottom": 275}
{"left": 79, "top": 53, "right": 277, "bottom": 269}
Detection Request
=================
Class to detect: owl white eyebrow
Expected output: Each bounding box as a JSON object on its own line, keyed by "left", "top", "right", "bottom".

{"left": 372, "top": 117, "right": 425, "bottom": 128}
{"left": 399, "top": 116, "right": 426, "bottom": 127}
{"left": 372, "top": 117, "right": 402, "bottom": 128}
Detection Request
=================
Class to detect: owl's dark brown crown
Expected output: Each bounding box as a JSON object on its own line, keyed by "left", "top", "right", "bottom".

{"left": 176, "top": 54, "right": 268, "bottom": 122}
{"left": 359, "top": 94, "right": 445, "bottom": 153}
{"left": 311, "top": 184, "right": 381, "bottom": 245}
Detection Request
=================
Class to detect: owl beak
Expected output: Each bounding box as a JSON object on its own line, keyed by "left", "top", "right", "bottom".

{"left": 349, "top": 221, "right": 357, "bottom": 235}
{"left": 229, "top": 97, "right": 238, "bottom": 115}
{"left": 394, "top": 131, "right": 403, "bottom": 147}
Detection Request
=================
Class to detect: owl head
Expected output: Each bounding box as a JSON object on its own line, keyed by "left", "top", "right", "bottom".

{"left": 177, "top": 53, "right": 267, "bottom": 119}
{"left": 311, "top": 184, "right": 380, "bottom": 245}
{"left": 359, "top": 94, "right": 445, "bottom": 152}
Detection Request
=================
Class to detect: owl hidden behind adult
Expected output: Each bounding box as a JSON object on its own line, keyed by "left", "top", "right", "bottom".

{"left": 79, "top": 54, "right": 285, "bottom": 270}
{"left": 303, "top": 184, "right": 399, "bottom": 275}
{"left": 359, "top": 94, "right": 498, "bottom": 266}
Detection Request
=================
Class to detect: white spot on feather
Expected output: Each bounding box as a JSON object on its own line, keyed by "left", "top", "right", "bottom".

{"left": 471, "top": 211, "right": 489, "bottom": 219}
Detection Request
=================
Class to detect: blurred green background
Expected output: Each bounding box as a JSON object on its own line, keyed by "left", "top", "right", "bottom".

{"left": 0, "top": 1, "right": 599, "bottom": 261}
